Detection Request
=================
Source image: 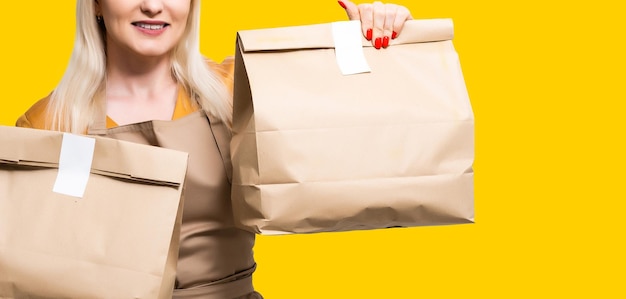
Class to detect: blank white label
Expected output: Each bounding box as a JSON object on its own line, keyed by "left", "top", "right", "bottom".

{"left": 332, "top": 21, "right": 371, "bottom": 75}
{"left": 53, "top": 133, "right": 95, "bottom": 198}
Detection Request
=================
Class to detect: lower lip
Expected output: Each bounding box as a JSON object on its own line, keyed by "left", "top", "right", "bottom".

{"left": 134, "top": 25, "right": 167, "bottom": 36}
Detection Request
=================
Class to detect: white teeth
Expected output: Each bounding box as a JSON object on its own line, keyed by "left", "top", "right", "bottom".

{"left": 137, "top": 23, "right": 164, "bottom": 30}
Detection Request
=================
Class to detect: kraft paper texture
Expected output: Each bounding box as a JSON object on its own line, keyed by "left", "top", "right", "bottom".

{"left": 0, "top": 126, "right": 188, "bottom": 299}
{"left": 231, "top": 19, "right": 474, "bottom": 235}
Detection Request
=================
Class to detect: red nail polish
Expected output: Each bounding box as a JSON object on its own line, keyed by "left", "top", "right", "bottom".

{"left": 366, "top": 29, "right": 373, "bottom": 41}
{"left": 392, "top": 31, "right": 398, "bottom": 39}
{"left": 338, "top": 1, "right": 347, "bottom": 9}
{"left": 382, "top": 36, "right": 390, "bottom": 48}
{"left": 374, "top": 37, "right": 382, "bottom": 49}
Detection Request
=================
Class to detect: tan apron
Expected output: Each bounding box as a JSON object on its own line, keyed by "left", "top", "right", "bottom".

{"left": 88, "top": 108, "right": 261, "bottom": 299}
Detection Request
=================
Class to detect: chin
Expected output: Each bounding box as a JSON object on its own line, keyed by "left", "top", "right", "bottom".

{"left": 134, "top": 47, "right": 176, "bottom": 58}
{"left": 141, "top": 51, "right": 173, "bottom": 57}
{"left": 130, "top": 41, "right": 177, "bottom": 58}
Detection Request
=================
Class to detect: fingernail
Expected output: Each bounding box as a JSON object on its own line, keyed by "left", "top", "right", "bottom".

{"left": 382, "top": 36, "right": 390, "bottom": 48}
{"left": 374, "top": 37, "right": 382, "bottom": 49}
{"left": 338, "top": 1, "right": 347, "bottom": 9}
{"left": 392, "top": 31, "right": 398, "bottom": 39}
{"left": 366, "top": 29, "right": 373, "bottom": 41}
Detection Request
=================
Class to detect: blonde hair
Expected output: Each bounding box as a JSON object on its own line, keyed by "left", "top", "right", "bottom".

{"left": 48, "top": 0, "right": 232, "bottom": 133}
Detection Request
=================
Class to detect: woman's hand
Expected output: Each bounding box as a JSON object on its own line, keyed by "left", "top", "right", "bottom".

{"left": 338, "top": 1, "right": 413, "bottom": 49}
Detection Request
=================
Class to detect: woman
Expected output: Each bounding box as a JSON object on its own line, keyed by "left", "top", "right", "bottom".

{"left": 17, "top": 0, "right": 413, "bottom": 297}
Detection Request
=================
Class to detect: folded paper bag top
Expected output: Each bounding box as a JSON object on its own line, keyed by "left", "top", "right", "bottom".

{"left": 231, "top": 19, "right": 474, "bottom": 235}
{"left": 0, "top": 126, "right": 187, "bottom": 186}
{"left": 239, "top": 19, "right": 454, "bottom": 76}
{"left": 237, "top": 19, "right": 454, "bottom": 51}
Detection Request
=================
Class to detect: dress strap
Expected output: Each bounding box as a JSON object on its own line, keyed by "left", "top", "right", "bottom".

{"left": 206, "top": 112, "right": 233, "bottom": 184}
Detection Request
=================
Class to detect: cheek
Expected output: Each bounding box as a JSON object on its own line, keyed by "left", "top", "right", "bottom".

{"left": 179, "top": 8, "right": 191, "bottom": 24}
{"left": 172, "top": 0, "right": 192, "bottom": 21}
{"left": 172, "top": 6, "right": 191, "bottom": 37}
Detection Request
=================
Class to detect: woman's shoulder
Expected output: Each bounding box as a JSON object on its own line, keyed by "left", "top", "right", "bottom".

{"left": 205, "top": 56, "right": 235, "bottom": 92}
{"left": 15, "top": 94, "right": 52, "bottom": 129}
{"left": 206, "top": 56, "right": 234, "bottom": 78}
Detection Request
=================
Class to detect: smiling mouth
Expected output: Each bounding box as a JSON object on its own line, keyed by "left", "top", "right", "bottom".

{"left": 132, "top": 22, "right": 169, "bottom": 30}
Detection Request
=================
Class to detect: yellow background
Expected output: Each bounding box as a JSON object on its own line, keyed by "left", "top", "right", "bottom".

{"left": 1, "top": 1, "right": 624, "bottom": 298}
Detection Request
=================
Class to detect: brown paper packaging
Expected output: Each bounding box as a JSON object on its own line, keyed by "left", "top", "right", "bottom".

{"left": 0, "top": 126, "right": 188, "bottom": 299}
{"left": 231, "top": 19, "right": 474, "bottom": 234}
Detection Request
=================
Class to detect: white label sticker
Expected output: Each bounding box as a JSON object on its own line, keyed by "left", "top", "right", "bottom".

{"left": 332, "top": 21, "right": 371, "bottom": 75}
{"left": 53, "top": 133, "right": 95, "bottom": 198}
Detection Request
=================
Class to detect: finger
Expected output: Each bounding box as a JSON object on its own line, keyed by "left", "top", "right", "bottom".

{"left": 358, "top": 3, "right": 374, "bottom": 41}
{"left": 371, "top": 1, "right": 386, "bottom": 49}
{"left": 382, "top": 4, "right": 398, "bottom": 48}
{"left": 391, "top": 6, "right": 413, "bottom": 39}
{"left": 338, "top": 0, "right": 360, "bottom": 21}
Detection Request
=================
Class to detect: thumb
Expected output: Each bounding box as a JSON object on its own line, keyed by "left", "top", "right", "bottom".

{"left": 338, "top": 0, "right": 360, "bottom": 20}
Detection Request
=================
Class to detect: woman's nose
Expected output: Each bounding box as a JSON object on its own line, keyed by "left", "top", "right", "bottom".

{"left": 140, "top": 0, "right": 164, "bottom": 17}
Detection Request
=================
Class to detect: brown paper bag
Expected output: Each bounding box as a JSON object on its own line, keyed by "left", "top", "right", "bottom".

{"left": 0, "top": 126, "right": 188, "bottom": 298}
{"left": 231, "top": 19, "right": 474, "bottom": 235}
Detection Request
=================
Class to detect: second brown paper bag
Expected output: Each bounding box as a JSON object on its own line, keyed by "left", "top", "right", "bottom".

{"left": 0, "top": 126, "right": 188, "bottom": 299}
{"left": 231, "top": 19, "right": 474, "bottom": 234}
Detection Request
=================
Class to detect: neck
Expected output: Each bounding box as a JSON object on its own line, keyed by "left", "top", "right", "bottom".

{"left": 103, "top": 45, "right": 180, "bottom": 126}
{"left": 105, "top": 45, "right": 177, "bottom": 98}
